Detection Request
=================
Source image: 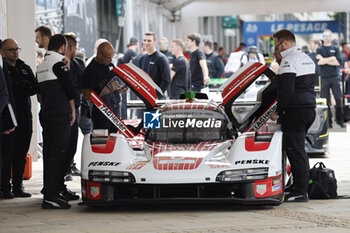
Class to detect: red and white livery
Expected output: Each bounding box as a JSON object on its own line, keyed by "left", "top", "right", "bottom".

{"left": 81, "top": 62, "right": 286, "bottom": 206}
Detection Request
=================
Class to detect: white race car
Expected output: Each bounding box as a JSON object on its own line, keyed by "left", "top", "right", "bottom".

{"left": 81, "top": 62, "right": 286, "bottom": 206}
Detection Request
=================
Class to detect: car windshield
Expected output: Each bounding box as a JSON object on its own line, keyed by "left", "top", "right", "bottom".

{"left": 146, "top": 109, "right": 232, "bottom": 143}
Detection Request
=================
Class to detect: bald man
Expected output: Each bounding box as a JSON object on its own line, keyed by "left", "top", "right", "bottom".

{"left": 1, "top": 39, "right": 37, "bottom": 198}
{"left": 82, "top": 42, "right": 127, "bottom": 132}
{"left": 86, "top": 38, "right": 108, "bottom": 66}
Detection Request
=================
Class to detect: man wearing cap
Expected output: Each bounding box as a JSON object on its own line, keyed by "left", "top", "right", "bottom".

{"left": 121, "top": 37, "right": 139, "bottom": 64}
{"left": 240, "top": 46, "right": 265, "bottom": 66}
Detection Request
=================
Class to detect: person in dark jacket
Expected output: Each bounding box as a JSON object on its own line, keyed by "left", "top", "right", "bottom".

{"left": 1, "top": 39, "right": 37, "bottom": 198}
{"left": 202, "top": 39, "right": 224, "bottom": 79}
{"left": 271, "top": 29, "right": 316, "bottom": 202}
{"left": 37, "top": 34, "right": 78, "bottom": 209}
{"left": 0, "top": 39, "right": 9, "bottom": 197}
{"left": 64, "top": 33, "right": 83, "bottom": 180}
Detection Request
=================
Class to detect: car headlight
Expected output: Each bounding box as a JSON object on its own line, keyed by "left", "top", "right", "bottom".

{"left": 216, "top": 167, "right": 268, "bottom": 182}
{"left": 88, "top": 170, "right": 135, "bottom": 183}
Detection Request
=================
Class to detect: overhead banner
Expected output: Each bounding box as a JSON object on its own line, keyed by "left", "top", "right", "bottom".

{"left": 243, "top": 20, "right": 344, "bottom": 47}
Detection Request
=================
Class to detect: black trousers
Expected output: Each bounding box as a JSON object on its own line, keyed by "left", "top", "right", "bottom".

{"left": 1, "top": 117, "right": 32, "bottom": 192}
{"left": 281, "top": 108, "right": 316, "bottom": 194}
{"left": 1, "top": 132, "right": 14, "bottom": 192}
{"left": 320, "top": 76, "right": 343, "bottom": 124}
{"left": 66, "top": 109, "right": 79, "bottom": 174}
{"left": 40, "top": 115, "right": 71, "bottom": 199}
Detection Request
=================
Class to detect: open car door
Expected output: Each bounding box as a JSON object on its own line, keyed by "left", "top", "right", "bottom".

{"left": 90, "top": 63, "right": 162, "bottom": 138}
{"left": 219, "top": 62, "right": 278, "bottom": 133}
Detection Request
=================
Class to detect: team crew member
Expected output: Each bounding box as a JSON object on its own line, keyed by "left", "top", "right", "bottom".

{"left": 121, "top": 37, "right": 138, "bottom": 64}
{"left": 1, "top": 39, "right": 37, "bottom": 198}
{"left": 202, "top": 39, "right": 224, "bottom": 79}
{"left": 64, "top": 33, "right": 82, "bottom": 180}
{"left": 35, "top": 25, "right": 52, "bottom": 51}
{"left": 37, "top": 34, "right": 77, "bottom": 209}
{"left": 308, "top": 39, "right": 322, "bottom": 80}
{"left": 186, "top": 33, "right": 210, "bottom": 92}
{"left": 240, "top": 46, "right": 265, "bottom": 66}
{"left": 134, "top": 32, "right": 170, "bottom": 99}
{"left": 159, "top": 37, "right": 174, "bottom": 66}
{"left": 271, "top": 29, "right": 316, "bottom": 202}
{"left": 170, "top": 39, "right": 189, "bottom": 99}
{"left": 316, "top": 29, "right": 344, "bottom": 128}
{"left": 83, "top": 42, "right": 127, "bottom": 132}
{"left": 1, "top": 42, "right": 17, "bottom": 199}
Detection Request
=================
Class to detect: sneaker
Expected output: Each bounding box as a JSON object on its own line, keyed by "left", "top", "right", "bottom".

{"left": 337, "top": 121, "right": 346, "bottom": 128}
{"left": 60, "top": 188, "right": 80, "bottom": 201}
{"left": 71, "top": 163, "right": 81, "bottom": 176}
{"left": 2, "top": 191, "right": 14, "bottom": 199}
{"left": 13, "top": 189, "right": 32, "bottom": 198}
{"left": 42, "top": 198, "right": 71, "bottom": 209}
{"left": 285, "top": 192, "right": 309, "bottom": 202}
{"left": 64, "top": 174, "right": 73, "bottom": 181}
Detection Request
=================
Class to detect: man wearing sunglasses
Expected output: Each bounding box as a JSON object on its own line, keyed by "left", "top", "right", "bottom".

{"left": 271, "top": 29, "right": 316, "bottom": 202}
{"left": 316, "top": 29, "right": 344, "bottom": 128}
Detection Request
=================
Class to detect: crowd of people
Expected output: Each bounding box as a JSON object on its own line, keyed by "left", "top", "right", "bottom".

{"left": 0, "top": 25, "right": 349, "bottom": 208}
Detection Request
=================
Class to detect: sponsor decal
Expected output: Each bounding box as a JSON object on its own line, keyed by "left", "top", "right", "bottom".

{"left": 248, "top": 102, "right": 277, "bottom": 131}
{"left": 302, "top": 62, "right": 314, "bottom": 65}
{"left": 90, "top": 91, "right": 135, "bottom": 138}
{"left": 272, "top": 184, "right": 281, "bottom": 192}
{"left": 163, "top": 118, "right": 222, "bottom": 128}
{"left": 234, "top": 159, "right": 270, "bottom": 165}
{"left": 88, "top": 161, "right": 121, "bottom": 167}
{"left": 256, "top": 184, "right": 267, "bottom": 195}
{"left": 144, "top": 110, "right": 161, "bottom": 129}
{"left": 208, "top": 164, "right": 231, "bottom": 169}
{"left": 144, "top": 110, "right": 222, "bottom": 129}
{"left": 90, "top": 186, "right": 100, "bottom": 198}
{"left": 159, "top": 160, "right": 195, "bottom": 164}
{"left": 99, "top": 105, "right": 127, "bottom": 131}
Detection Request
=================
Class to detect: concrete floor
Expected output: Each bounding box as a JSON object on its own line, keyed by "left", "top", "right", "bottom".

{"left": 1, "top": 124, "right": 350, "bottom": 233}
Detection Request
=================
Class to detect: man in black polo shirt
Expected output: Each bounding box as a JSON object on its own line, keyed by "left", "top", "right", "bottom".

{"left": 202, "top": 39, "right": 224, "bottom": 79}
{"left": 170, "top": 39, "right": 189, "bottom": 99}
{"left": 186, "top": 33, "right": 210, "bottom": 92}
{"left": 133, "top": 32, "right": 170, "bottom": 99}
{"left": 316, "top": 29, "right": 344, "bottom": 128}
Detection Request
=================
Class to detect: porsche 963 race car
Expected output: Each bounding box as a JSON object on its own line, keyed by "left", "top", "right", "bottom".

{"left": 81, "top": 62, "right": 286, "bottom": 206}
